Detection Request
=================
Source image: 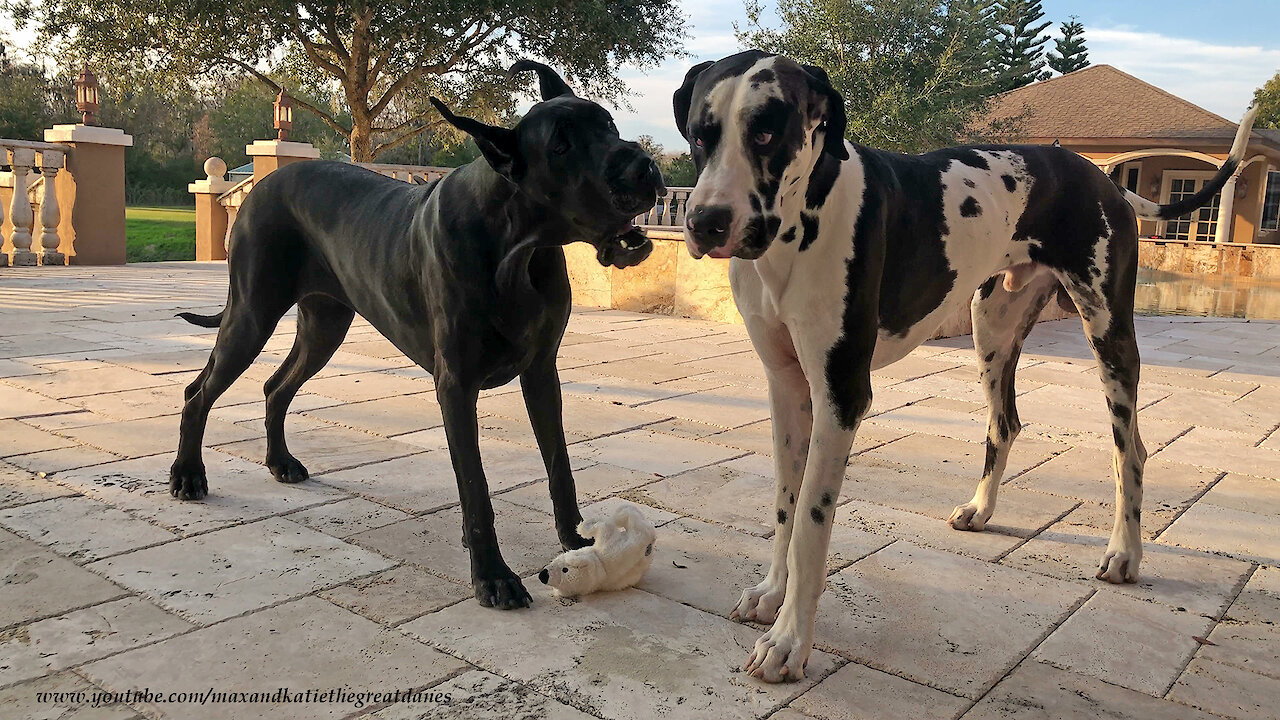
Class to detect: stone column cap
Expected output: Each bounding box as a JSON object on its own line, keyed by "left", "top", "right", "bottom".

{"left": 188, "top": 179, "right": 236, "bottom": 195}
{"left": 246, "top": 140, "right": 321, "bottom": 158}
{"left": 45, "top": 124, "right": 134, "bottom": 147}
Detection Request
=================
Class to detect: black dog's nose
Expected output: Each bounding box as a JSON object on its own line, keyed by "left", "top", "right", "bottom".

{"left": 686, "top": 205, "right": 733, "bottom": 249}
{"left": 538, "top": 568, "right": 550, "bottom": 584}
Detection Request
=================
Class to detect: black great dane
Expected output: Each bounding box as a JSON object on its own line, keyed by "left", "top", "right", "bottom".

{"left": 171, "top": 61, "right": 662, "bottom": 609}
{"left": 673, "top": 50, "right": 1255, "bottom": 681}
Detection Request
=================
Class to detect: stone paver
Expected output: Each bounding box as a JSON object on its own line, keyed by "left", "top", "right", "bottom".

{"left": 813, "top": 542, "right": 1088, "bottom": 699}
{"left": 88, "top": 518, "right": 394, "bottom": 623}
{"left": 2, "top": 263, "right": 1280, "bottom": 718}
{"left": 402, "top": 583, "right": 837, "bottom": 720}
{"left": 81, "top": 597, "right": 466, "bottom": 720}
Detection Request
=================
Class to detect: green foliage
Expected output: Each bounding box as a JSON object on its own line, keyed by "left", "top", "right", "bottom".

{"left": 1253, "top": 72, "right": 1280, "bottom": 130}
{"left": 661, "top": 153, "right": 697, "bottom": 187}
{"left": 1046, "top": 17, "right": 1089, "bottom": 75}
{"left": 992, "top": 0, "right": 1052, "bottom": 91}
{"left": 633, "top": 135, "right": 696, "bottom": 188}
{"left": 737, "top": 0, "right": 1007, "bottom": 153}
{"left": 126, "top": 206, "right": 196, "bottom": 262}
{"left": 7, "top": 0, "right": 688, "bottom": 160}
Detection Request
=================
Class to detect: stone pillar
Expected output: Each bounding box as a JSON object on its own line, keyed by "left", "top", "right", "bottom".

{"left": 1215, "top": 172, "right": 1239, "bottom": 245}
{"left": 44, "top": 124, "right": 133, "bottom": 265}
{"left": 247, "top": 140, "right": 320, "bottom": 184}
{"left": 188, "top": 157, "right": 234, "bottom": 261}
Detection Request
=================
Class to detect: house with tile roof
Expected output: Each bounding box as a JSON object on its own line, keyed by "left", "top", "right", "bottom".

{"left": 985, "top": 64, "right": 1280, "bottom": 245}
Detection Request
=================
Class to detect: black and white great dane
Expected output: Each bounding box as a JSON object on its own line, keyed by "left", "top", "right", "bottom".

{"left": 170, "top": 61, "right": 662, "bottom": 610}
{"left": 673, "top": 50, "right": 1256, "bottom": 682}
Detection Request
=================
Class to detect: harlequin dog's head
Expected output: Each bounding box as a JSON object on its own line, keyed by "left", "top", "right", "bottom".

{"left": 673, "top": 51, "right": 848, "bottom": 259}
{"left": 432, "top": 60, "right": 663, "bottom": 269}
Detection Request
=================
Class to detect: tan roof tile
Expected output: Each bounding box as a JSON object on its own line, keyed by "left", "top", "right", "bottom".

{"left": 986, "top": 65, "right": 1236, "bottom": 140}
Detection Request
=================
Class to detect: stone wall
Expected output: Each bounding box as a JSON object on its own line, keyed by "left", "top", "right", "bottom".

{"left": 1138, "top": 239, "right": 1280, "bottom": 280}
{"left": 565, "top": 233, "right": 1076, "bottom": 337}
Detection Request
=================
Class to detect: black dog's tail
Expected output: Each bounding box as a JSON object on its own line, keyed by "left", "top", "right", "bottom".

{"left": 176, "top": 310, "right": 224, "bottom": 328}
{"left": 1120, "top": 105, "right": 1257, "bottom": 221}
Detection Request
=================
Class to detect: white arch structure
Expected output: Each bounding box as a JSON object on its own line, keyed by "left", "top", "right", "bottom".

{"left": 1088, "top": 150, "right": 1271, "bottom": 243}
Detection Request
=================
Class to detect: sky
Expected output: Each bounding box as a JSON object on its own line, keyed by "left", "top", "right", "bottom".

{"left": 610, "top": 0, "right": 1280, "bottom": 150}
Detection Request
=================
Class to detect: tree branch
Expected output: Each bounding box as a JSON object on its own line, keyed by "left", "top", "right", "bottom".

{"left": 369, "top": 22, "right": 498, "bottom": 117}
{"left": 372, "top": 118, "right": 447, "bottom": 159}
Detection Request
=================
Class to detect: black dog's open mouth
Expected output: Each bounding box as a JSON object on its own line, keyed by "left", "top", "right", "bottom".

{"left": 596, "top": 223, "right": 653, "bottom": 269}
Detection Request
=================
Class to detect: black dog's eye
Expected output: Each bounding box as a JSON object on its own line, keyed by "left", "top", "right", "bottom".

{"left": 551, "top": 127, "right": 570, "bottom": 155}
{"left": 753, "top": 132, "right": 773, "bottom": 146}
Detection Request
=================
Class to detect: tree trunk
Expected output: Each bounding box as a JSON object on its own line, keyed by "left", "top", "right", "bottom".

{"left": 348, "top": 119, "right": 374, "bottom": 162}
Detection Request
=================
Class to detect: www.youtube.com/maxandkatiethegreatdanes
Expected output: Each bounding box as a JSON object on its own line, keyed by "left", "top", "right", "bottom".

{"left": 34, "top": 686, "right": 453, "bottom": 711}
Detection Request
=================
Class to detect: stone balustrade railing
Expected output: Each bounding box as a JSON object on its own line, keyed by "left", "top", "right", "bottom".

{"left": 636, "top": 187, "right": 693, "bottom": 229}
{"left": 203, "top": 148, "right": 692, "bottom": 259}
{"left": 1, "top": 139, "right": 67, "bottom": 267}
{"left": 354, "top": 162, "right": 452, "bottom": 185}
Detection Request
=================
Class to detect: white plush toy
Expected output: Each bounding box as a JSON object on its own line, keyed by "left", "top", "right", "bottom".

{"left": 538, "top": 502, "right": 656, "bottom": 598}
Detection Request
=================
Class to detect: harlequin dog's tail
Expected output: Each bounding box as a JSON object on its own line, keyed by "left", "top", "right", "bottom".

{"left": 176, "top": 310, "right": 224, "bottom": 328}
{"left": 1120, "top": 105, "right": 1257, "bottom": 221}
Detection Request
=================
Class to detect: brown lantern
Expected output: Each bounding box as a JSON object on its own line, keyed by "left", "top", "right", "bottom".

{"left": 274, "top": 89, "right": 294, "bottom": 141}
{"left": 75, "top": 63, "right": 99, "bottom": 125}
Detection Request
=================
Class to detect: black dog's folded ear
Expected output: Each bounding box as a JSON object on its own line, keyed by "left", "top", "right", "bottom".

{"left": 430, "top": 97, "right": 520, "bottom": 179}
{"left": 802, "top": 64, "right": 849, "bottom": 161}
{"left": 508, "top": 60, "right": 575, "bottom": 101}
{"left": 673, "top": 60, "right": 714, "bottom": 141}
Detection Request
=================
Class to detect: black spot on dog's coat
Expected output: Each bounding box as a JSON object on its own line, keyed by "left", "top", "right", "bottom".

{"left": 779, "top": 226, "right": 797, "bottom": 244}
{"left": 1002, "top": 174, "right": 1017, "bottom": 192}
{"left": 749, "top": 68, "right": 776, "bottom": 86}
{"left": 821, "top": 491, "right": 833, "bottom": 506}
{"left": 963, "top": 178, "right": 976, "bottom": 188}
{"left": 777, "top": 509, "right": 788, "bottom": 524}
{"left": 810, "top": 506, "right": 825, "bottom": 524}
{"left": 960, "top": 197, "right": 982, "bottom": 217}
{"left": 800, "top": 212, "right": 820, "bottom": 251}
{"left": 788, "top": 492, "right": 795, "bottom": 505}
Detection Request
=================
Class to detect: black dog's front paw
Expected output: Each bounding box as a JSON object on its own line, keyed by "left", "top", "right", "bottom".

{"left": 169, "top": 459, "right": 208, "bottom": 501}
{"left": 560, "top": 531, "right": 592, "bottom": 551}
{"left": 473, "top": 571, "right": 532, "bottom": 610}
{"left": 267, "top": 455, "right": 309, "bottom": 484}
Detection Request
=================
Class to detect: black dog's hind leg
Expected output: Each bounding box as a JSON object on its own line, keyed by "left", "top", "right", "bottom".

{"left": 521, "top": 354, "right": 590, "bottom": 551}
{"left": 950, "top": 270, "right": 1058, "bottom": 531}
{"left": 263, "top": 296, "right": 354, "bottom": 483}
{"left": 172, "top": 303, "right": 286, "bottom": 500}
{"left": 436, "top": 369, "right": 531, "bottom": 609}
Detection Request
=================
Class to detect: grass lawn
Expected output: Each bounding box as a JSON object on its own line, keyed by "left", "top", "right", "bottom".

{"left": 127, "top": 206, "right": 196, "bottom": 262}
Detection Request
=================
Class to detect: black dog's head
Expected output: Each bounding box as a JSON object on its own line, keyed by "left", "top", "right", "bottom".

{"left": 672, "top": 51, "right": 848, "bottom": 260}
{"left": 431, "top": 61, "right": 664, "bottom": 269}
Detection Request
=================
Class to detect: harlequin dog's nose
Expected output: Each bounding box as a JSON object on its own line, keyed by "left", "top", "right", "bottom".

{"left": 686, "top": 204, "right": 733, "bottom": 251}
{"left": 538, "top": 568, "right": 550, "bottom": 584}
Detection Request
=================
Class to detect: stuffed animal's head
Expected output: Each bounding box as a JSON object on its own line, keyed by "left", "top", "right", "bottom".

{"left": 538, "top": 547, "right": 606, "bottom": 598}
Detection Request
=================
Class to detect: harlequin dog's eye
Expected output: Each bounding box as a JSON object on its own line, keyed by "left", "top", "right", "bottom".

{"left": 753, "top": 132, "right": 773, "bottom": 146}
{"left": 693, "top": 136, "right": 704, "bottom": 148}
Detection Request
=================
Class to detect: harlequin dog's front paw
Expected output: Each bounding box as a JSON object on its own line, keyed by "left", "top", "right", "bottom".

{"left": 731, "top": 578, "right": 786, "bottom": 624}
{"left": 948, "top": 502, "right": 992, "bottom": 532}
{"left": 1096, "top": 549, "right": 1140, "bottom": 584}
{"left": 743, "top": 619, "right": 811, "bottom": 683}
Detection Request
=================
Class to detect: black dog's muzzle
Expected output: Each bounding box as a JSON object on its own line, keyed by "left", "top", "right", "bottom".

{"left": 596, "top": 226, "right": 653, "bottom": 269}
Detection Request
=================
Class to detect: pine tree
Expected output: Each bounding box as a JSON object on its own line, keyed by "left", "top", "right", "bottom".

{"left": 992, "top": 0, "right": 1052, "bottom": 92}
{"left": 1047, "top": 17, "right": 1090, "bottom": 75}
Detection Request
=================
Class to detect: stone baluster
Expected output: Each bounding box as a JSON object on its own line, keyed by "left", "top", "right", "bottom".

{"left": 0, "top": 146, "right": 6, "bottom": 268}
{"left": 674, "top": 189, "right": 689, "bottom": 227}
{"left": 8, "top": 148, "right": 37, "bottom": 266}
{"left": 38, "top": 150, "right": 65, "bottom": 265}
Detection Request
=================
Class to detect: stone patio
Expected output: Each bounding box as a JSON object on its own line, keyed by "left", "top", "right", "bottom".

{"left": 1, "top": 262, "right": 1278, "bottom": 720}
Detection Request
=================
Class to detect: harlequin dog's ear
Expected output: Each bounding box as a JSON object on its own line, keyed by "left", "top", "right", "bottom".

{"left": 801, "top": 64, "right": 849, "bottom": 160}
{"left": 673, "top": 60, "right": 714, "bottom": 141}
